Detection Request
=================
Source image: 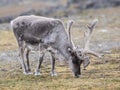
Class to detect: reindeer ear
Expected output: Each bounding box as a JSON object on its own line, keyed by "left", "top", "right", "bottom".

{"left": 83, "top": 57, "right": 90, "bottom": 69}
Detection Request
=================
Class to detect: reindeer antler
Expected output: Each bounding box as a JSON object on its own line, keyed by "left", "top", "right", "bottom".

{"left": 83, "top": 19, "right": 103, "bottom": 58}
{"left": 67, "top": 20, "right": 75, "bottom": 49}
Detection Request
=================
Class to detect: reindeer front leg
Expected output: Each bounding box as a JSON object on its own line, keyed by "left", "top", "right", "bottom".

{"left": 35, "top": 53, "right": 45, "bottom": 76}
{"left": 50, "top": 53, "right": 57, "bottom": 76}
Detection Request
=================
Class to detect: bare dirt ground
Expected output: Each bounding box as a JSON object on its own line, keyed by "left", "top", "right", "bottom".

{"left": 0, "top": 7, "right": 120, "bottom": 90}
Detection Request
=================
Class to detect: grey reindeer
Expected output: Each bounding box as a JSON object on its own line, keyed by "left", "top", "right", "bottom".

{"left": 11, "top": 15, "right": 102, "bottom": 77}
{"left": 33, "top": 20, "right": 74, "bottom": 76}
{"left": 30, "top": 20, "right": 74, "bottom": 76}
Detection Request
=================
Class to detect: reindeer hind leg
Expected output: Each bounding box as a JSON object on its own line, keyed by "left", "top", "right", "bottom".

{"left": 24, "top": 48, "right": 33, "bottom": 75}
{"left": 18, "top": 40, "right": 28, "bottom": 75}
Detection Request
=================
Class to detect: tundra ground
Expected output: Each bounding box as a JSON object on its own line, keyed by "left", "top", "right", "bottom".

{"left": 0, "top": 7, "right": 120, "bottom": 90}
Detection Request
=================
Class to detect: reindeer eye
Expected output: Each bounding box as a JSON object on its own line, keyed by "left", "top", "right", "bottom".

{"left": 79, "top": 53, "right": 82, "bottom": 56}
{"left": 78, "top": 52, "right": 82, "bottom": 56}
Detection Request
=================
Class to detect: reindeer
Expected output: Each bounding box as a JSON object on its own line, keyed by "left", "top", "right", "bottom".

{"left": 11, "top": 15, "right": 102, "bottom": 77}
{"left": 34, "top": 20, "right": 74, "bottom": 76}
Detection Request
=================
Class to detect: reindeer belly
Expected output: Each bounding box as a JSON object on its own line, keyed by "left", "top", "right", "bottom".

{"left": 25, "top": 42, "right": 48, "bottom": 53}
{"left": 27, "top": 44, "right": 40, "bottom": 51}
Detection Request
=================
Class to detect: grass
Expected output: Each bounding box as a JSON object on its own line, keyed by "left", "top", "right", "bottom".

{"left": 0, "top": 53, "right": 120, "bottom": 90}
{"left": 0, "top": 7, "right": 120, "bottom": 90}
{"left": 0, "top": 30, "right": 17, "bottom": 52}
{"left": 0, "top": 30, "right": 120, "bottom": 90}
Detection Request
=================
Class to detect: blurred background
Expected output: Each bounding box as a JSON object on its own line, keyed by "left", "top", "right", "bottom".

{"left": 0, "top": 0, "right": 120, "bottom": 23}
{"left": 0, "top": 0, "right": 120, "bottom": 52}
{"left": 0, "top": 1, "right": 120, "bottom": 90}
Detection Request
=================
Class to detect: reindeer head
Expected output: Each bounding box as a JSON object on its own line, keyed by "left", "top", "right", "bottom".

{"left": 67, "top": 19, "right": 103, "bottom": 77}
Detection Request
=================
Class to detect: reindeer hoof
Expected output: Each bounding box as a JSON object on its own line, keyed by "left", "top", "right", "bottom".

{"left": 50, "top": 72, "right": 57, "bottom": 76}
{"left": 23, "top": 71, "right": 33, "bottom": 75}
{"left": 34, "top": 71, "right": 41, "bottom": 76}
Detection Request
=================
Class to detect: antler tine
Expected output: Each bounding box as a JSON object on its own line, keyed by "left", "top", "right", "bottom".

{"left": 67, "top": 20, "right": 75, "bottom": 49}
{"left": 87, "top": 19, "right": 98, "bottom": 32}
{"left": 83, "top": 19, "right": 102, "bottom": 58}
